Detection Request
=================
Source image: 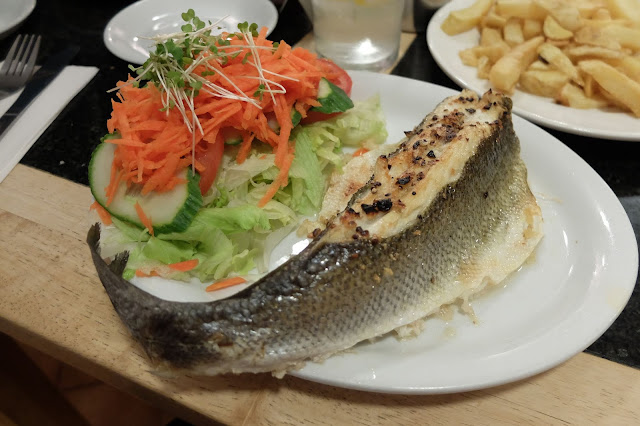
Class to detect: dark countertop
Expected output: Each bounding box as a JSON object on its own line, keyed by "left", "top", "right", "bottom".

{"left": 3, "top": 0, "right": 638, "bottom": 369}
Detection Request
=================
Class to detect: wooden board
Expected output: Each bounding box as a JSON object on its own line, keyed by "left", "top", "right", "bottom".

{"left": 1, "top": 164, "right": 639, "bottom": 425}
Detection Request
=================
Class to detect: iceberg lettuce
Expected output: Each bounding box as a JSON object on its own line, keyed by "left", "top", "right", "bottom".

{"left": 111, "top": 95, "right": 387, "bottom": 283}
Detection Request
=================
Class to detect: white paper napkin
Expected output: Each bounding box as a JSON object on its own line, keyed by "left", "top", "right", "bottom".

{"left": 0, "top": 65, "right": 99, "bottom": 183}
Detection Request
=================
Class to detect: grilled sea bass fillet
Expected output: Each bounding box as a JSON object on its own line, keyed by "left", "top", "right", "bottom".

{"left": 88, "top": 89, "right": 543, "bottom": 376}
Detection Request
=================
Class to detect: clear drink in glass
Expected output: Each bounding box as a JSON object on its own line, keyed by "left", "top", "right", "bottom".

{"left": 311, "top": 0, "right": 404, "bottom": 71}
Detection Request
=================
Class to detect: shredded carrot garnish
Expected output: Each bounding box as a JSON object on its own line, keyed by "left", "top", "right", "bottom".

{"left": 205, "top": 277, "right": 247, "bottom": 292}
{"left": 258, "top": 148, "right": 294, "bottom": 207}
{"left": 105, "top": 31, "right": 334, "bottom": 206}
{"left": 90, "top": 201, "right": 112, "bottom": 225}
{"left": 134, "top": 202, "right": 154, "bottom": 236}
{"left": 135, "top": 269, "right": 160, "bottom": 277}
{"left": 168, "top": 259, "right": 199, "bottom": 272}
{"left": 352, "top": 147, "right": 370, "bottom": 157}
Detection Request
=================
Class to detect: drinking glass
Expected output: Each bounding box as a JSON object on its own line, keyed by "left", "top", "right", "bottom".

{"left": 310, "top": 0, "right": 405, "bottom": 71}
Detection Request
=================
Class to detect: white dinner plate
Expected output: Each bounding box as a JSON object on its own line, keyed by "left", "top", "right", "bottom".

{"left": 0, "top": 0, "right": 36, "bottom": 39}
{"left": 293, "top": 71, "right": 638, "bottom": 393}
{"left": 426, "top": 0, "right": 640, "bottom": 141}
{"left": 129, "top": 72, "right": 638, "bottom": 394}
{"left": 103, "top": 0, "right": 279, "bottom": 64}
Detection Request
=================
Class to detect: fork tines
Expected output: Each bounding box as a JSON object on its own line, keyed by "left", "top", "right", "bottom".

{"left": 0, "top": 34, "right": 42, "bottom": 77}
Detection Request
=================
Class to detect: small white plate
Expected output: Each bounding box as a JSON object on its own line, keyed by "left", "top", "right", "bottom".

{"left": 129, "top": 72, "right": 637, "bottom": 394}
{"left": 104, "top": 0, "right": 279, "bottom": 64}
{"left": 426, "top": 0, "right": 640, "bottom": 141}
{"left": 0, "top": 0, "right": 36, "bottom": 39}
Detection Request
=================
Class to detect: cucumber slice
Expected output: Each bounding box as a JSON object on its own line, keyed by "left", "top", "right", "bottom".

{"left": 89, "top": 142, "right": 202, "bottom": 234}
{"left": 267, "top": 109, "right": 303, "bottom": 133}
{"left": 310, "top": 78, "right": 354, "bottom": 114}
{"left": 291, "top": 109, "right": 302, "bottom": 127}
{"left": 222, "top": 127, "right": 243, "bottom": 145}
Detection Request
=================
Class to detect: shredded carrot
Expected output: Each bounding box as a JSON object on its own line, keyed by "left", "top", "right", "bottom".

{"left": 353, "top": 147, "right": 369, "bottom": 157}
{"left": 258, "top": 148, "right": 294, "bottom": 207}
{"left": 90, "top": 201, "right": 112, "bottom": 225}
{"left": 168, "top": 259, "right": 199, "bottom": 272}
{"left": 105, "top": 30, "right": 337, "bottom": 206}
{"left": 134, "top": 202, "right": 154, "bottom": 236}
{"left": 135, "top": 269, "right": 160, "bottom": 277}
{"left": 205, "top": 277, "right": 247, "bottom": 292}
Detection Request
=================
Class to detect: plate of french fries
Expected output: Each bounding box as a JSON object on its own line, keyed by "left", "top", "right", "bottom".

{"left": 427, "top": 0, "right": 640, "bottom": 140}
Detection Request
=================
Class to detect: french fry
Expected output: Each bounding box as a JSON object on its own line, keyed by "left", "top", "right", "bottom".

{"left": 582, "top": 72, "right": 596, "bottom": 97}
{"left": 557, "top": 83, "right": 609, "bottom": 108}
{"left": 575, "top": 1, "right": 603, "bottom": 19}
{"left": 496, "top": 0, "right": 548, "bottom": 20}
{"left": 581, "top": 18, "right": 629, "bottom": 28}
{"left": 592, "top": 8, "right": 612, "bottom": 20}
{"left": 504, "top": 18, "right": 526, "bottom": 45}
{"left": 520, "top": 69, "right": 570, "bottom": 96}
{"left": 548, "top": 39, "right": 571, "bottom": 47}
{"left": 528, "top": 59, "right": 553, "bottom": 70}
{"left": 459, "top": 48, "right": 479, "bottom": 66}
{"left": 481, "top": 12, "right": 509, "bottom": 28}
{"left": 534, "top": 0, "right": 583, "bottom": 30}
{"left": 481, "top": 27, "right": 504, "bottom": 46}
{"left": 538, "top": 43, "right": 584, "bottom": 84}
{"left": 471, "top": 42, "right": 512, "bottom": 62}
{"left": 617, "top": 56, "right": 640, "bottom": 82}
{"left": 606, "top": 0, "right": 640, "bottom": 24}
{"left": 564, "top": 44, "right": 623, "bottom": 60}
{"left": 601, "top": 25, "right": 640, "bottom": 50}
{"left": 574, "top": 26, "right": 622, "bottom": 50}
{"left": 477, "top": 56, "right": 492, "bottom": 78}
{"left": 490, "top": 36, "right": 545, "bottom": 92}
{"left": 597, "top": 86, "right": 631, "bottom": 110}
{"left": 523, "top": 18, "right": 543, "bottom": 38}
{"left": 441, "top": 0, "right": 494, "bottom": 35}
{"left": 579, "top": 59, "right": 640, "bottom": 116}
{"left": 543, "top": 15, "right": 574, "bottom": 39}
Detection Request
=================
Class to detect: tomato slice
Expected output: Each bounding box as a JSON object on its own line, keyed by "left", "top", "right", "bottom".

{"left": 316, "top": 58, "right": 352, "bottom": 96}
{"left": 195, "top": 139, "right": 224, "bottom": 195}
{"left": 301, "top": 59, "right": 353, "bottom": 124}
{"left": 301, "top": 110, "right": 341, "bottom": 124}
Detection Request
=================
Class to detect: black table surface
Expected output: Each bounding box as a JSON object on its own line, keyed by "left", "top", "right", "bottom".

{"left": 2, "top": 0, "right": 638, "bottom": 370}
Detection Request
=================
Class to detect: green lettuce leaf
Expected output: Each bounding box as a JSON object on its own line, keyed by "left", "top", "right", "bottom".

{"left": 287, "top": 130, "right": 324, "bottom": 215}
{"left": 112, "top": 94, "right": 387, "bottom": 283}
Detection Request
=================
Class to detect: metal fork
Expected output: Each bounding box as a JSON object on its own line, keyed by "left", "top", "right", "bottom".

{"left": 0, "top": 34, "right": 41, "bottom": 97}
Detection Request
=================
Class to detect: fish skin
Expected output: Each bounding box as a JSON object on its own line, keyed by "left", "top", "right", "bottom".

{"left": 88, "top": 89, "right": 543, "bottom": 376}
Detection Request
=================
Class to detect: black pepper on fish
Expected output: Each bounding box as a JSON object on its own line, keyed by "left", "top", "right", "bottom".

{"left": 355, "top": 226, "right": 369, "bottom": 237}
{"left": 396, "top": 176, "right": 411, "bottom": 185}
{"left": 361, "top": 198, "right": 393, "bottom": 214}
